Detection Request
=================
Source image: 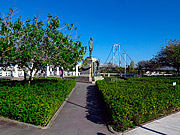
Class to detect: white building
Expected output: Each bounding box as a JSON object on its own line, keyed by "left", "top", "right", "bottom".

{"left": 0, "top": 63, "right": 81, "bottom": 77}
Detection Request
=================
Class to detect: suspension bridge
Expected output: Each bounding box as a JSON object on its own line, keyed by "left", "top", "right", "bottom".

{"left": 104, "top": 44, "right": 133, "bottom": 67}
{"left": 103, "top": 44, "right": 134, "bottom": 76}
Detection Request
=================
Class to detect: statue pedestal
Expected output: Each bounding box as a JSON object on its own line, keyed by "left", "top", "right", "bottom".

{"left": 76, "top": 57, "right": 103, "bottom": 83}
{"left": 94, "top": 76, "right": 104, "bottom": 82}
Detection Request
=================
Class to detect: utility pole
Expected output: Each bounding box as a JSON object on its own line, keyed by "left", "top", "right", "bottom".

{"left": 124, "top": 52, "right": 127, "bottom": 77}
{"left": 112, "top": 44, "right": 121, "bottom": 67}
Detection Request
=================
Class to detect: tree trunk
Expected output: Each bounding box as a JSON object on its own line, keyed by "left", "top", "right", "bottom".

{"left": 177, "top": 66, "right": 180, "bottom": 76}
{"left": 23, "top": 69, "right": 27, "bottom": 81}
{"left": 34, "top": 69, "right": 39, "bottom": 77}
{"left": 28, "top": 66, "right": 36, "bottom": 85}
{"left": 28, "top": 69, "right": 33, "bottom": 85}
{"left": 141, "top": 69, "right": 144, "bottom": 76}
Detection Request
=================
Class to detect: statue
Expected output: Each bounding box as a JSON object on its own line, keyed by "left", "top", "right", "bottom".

{"left": 88, "top": 37, "right": 93, "bottom": 57}
{"left": 93, "top": 59, "right": 100, "bottom": 77}
{"left": 96, "top": 59, "right": 100, "bottom": 71}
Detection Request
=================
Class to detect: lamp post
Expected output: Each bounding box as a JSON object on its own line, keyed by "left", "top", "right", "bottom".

{"left": 124, "top": 52, "right": 127, "bottom": 77}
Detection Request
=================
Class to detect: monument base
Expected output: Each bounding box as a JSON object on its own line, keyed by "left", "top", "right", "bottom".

{"left": 76, "top": 76, "right": 92, "bottom": 83}
{"left": 76, "top": 57, "right": 94, "bottom": 83}
{"left": 76, "top": 57, "right": 104, "bottom": 83}
{"left": 94, "top": 76, "right": 104, "bottom": 82}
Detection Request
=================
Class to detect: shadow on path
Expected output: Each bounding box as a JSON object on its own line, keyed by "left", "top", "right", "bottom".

{"left": 85, "top": 85, "right": 107, "bottom": 124}
{"left": 139, "top": 125, "right": 167, "bottom": 135}
{"left": 97, "top": 133, "right": 107, "bottom": 135}
{"left": 66, "top": 100, "right": 86, "bottom": 109}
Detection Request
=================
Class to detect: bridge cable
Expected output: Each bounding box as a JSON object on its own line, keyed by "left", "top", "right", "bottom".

{"left": 104, "top": 46, "right": 113, "bottom": 64}
{"left": 120, "top": 45, "right": 133, "bottom": 61}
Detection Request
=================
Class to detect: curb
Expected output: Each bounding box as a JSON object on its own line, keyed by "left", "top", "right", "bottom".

{"left": 0, "top": 84, "right": 77, "bottom": 129}
{"left": 106, "top": 110, "right": 180, "bottom": 135}
{"left": 107, "top": 124, "right": 140, "bottom": 135}
{"left": 107, "top": 125, "right": 122, "bottom": 135}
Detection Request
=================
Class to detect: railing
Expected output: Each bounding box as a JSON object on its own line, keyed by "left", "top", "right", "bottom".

{"left": 64, "top": 71, "right": 80, "bottom": 76}
{"left": 100, "top": 73, "right": 120, "bottom": 77}
{"left": 100, "top": 73, "right": 137, "bottom": 77}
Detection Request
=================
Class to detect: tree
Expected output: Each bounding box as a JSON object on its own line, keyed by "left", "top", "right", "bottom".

{"left": 130, "top": 61, "right": 135, "bottom": 70}
{"left": 137, "top": 60, "right": 149, "bottom": 69}
{"left": 137, "top": 60, "right": 149, "bottom": 75}
{"left": 147, "top": 59, "right": 160, "bottom": 70}
{"left": 154, "top": 39, "right": 180, "bottom": 75}
{"left": 127, "top": 61, "right": 137, "bottom": 74}
{"left": 0, "top": 9, "right": 86, "bottom": 83}
{"left": 0, "top": 9, "right": 17, "bottom": 69}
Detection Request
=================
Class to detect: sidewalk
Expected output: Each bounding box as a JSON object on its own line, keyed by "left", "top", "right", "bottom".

{"left": 123, "top": 111, "right": 180, "bottom": 135}
{"left": 0, "top": 82, "right": 111, "bottom": 135}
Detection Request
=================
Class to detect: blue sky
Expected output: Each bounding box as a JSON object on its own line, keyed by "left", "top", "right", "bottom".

{"left": 1, "top": 0, "right": 180, "bottom": 66}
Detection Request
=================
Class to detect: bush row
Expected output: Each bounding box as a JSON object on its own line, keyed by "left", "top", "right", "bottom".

{"left": 96, "top": 77, "right": 180, "bottom": 131}
{"left": 0, "top": 78, "right": 76, "bottom": 126}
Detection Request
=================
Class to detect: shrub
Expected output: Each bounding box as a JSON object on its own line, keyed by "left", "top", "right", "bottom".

{"left": 96, "top": 76, "right": 180, "bottom": 131}
{"left": 0, "top": 78, "right": 76, "bottom": 126}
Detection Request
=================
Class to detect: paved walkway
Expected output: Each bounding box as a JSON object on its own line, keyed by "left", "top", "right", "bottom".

{"left": 123, "top": 111, "right": 180, "bottom": 135}
{"left": 0, "top": 82, "right": 111, "bottom": 135}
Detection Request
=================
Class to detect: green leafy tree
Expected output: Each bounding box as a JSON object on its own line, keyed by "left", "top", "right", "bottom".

{"left": 128, "top": 60, "right": 137, "bottom": 74}
{"left": 154, "top": 39, "right": 180, "bottom": 75}
{"left": 147, "top": 59, "right": 160, "bottom": 71}
{"left": 0, "top": 9, "right": 86, "bottom": 83}
{"left": 0, "top": 9, "right": 17, "bottom": 68}
{"left": 137, "top": 60, "right": 149, "bottom": 75}
{"left": 130, "top": 61, "right": 135, "bottom": 70}
{"left": 44, "top": 14, "right": 86, "bottom": 70}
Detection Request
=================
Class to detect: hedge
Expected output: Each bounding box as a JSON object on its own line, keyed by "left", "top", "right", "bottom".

{"left": 0, "top": 78, "right": 76, "bottom": 126}
{"left": 96, "top": 77, "right": 180, "bottom": 131}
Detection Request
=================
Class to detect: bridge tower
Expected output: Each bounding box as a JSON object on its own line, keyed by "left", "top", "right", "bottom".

{"left": 112, "top": 44, "right": 121, "bottom": 67}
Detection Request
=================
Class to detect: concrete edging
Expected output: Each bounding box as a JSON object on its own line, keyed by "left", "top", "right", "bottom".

{"left": 107, "top": 125, "right": 122, "bottom": 135}
{"left": 0, "top": 84, "right": 77, "bottom": 129}
{"left": 106, "top": 110, "right": 180, "bottom": 135}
